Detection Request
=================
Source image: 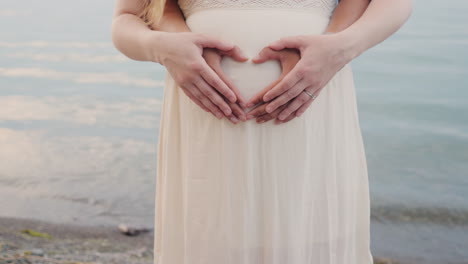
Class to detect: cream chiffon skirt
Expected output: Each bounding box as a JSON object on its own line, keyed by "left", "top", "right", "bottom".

{"left": 154, "top": 8, "right": 373, "bottom": 264}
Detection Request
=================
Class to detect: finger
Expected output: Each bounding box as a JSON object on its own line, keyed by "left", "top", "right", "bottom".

{"left": 276, "top": 112, "right": 296, "bottom": 124}
{"left": 246, "top": 49, "right": 300, "bottom": 108}
{"left": 188, "top": 83, "right": 225, "bottom": 119}
{"left": 295, "top": 99, "right": 313, "bottom": 118}
{"left": 279, "top": 49, "right": 301, "bottom": 72}
{"left": 251, "top": 47, "right": 281, "bottom": 64}
{"left": 202, "top": 48, "right": 221, "bottom": 64}
{"left": 277, "top": 90, "right": 312, "bottom": 120}
{"left": 194, "top": 76, "right": 233, "bottom": 116}
{"left": 199, "top": 63, "right": 237, "bottom": 103}
{"left": 262, "top": 67, "right": 303, "bottom": 102}
{"left": 226, "top": 113, "right": 240, "bottom": 124}
{"left": 296, "top": 88, "right": 321, "bottom": 117}
{"left": 195, "top": 34, "right": 235, "bottom": 52}
{"left": 181, "top": 86, "right": 210, "bottom": 113}
{"left": 245, "top": 103, "right": 268, "bottom": 120}
{"left": 223, "top": 100, "right": 245, "bottom": 124}
{"left": 219, "top": 45, "right": 249, "bottom": 62}
{"left": 244, "top": 79, "right": 280, "bottom": 108}
{"left": 264, "top": 78, "right": 308, "bottom": 113}
{"left": 268, "top": 36, "right": 304, "bottom": 51}
{"left": 256, "top": 104, "right": 287, "bottom": 124}
{"left": 228, "top": 101, "right": 247, "bottom": 122}
{"left": 210, "top": 58, "right": 248, "bottom": 108}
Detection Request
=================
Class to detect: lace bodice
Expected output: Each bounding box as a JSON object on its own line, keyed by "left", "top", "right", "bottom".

{"left": 178, "top": 0, "right": 338, "bottom": 18}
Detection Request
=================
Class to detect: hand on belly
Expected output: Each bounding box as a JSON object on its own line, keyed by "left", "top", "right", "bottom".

{"left": 187, "top": 9, "right": 330, "bottom": 124}
{"left": 203, "top": 44, "right": 301, "bottom": 124}
{"left": 220, "top": 56, "right": 282, "bottom": 108}
{"left": 220, "top": 47, "right": 302, "bottom": 116}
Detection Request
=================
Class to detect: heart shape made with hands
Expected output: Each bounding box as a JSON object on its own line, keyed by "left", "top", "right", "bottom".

{"left": 220, "top": 56, "right": 283, "bottom": 111}
{"left": 204, "top": 46, "right": 301, "bottom": 115}
{"left": 221, "top": 51, "right": 300, "bottom": 113}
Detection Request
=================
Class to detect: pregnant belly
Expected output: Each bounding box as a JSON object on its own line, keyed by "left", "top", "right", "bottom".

{"left": 185, "top": 9, "right": 331, "bottom": 104}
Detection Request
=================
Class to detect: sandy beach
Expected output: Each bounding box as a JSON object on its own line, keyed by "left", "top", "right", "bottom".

{"left": 0, "top": 216, "right": 420, "bottom": 264}
{"left": 0, "top": 217, "right": 153, "bottom": 264}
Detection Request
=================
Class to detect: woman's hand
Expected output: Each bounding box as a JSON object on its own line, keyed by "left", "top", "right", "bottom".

{"left": 243, "top": 47, "right": 301, "bottom": 124}
{"left": 157, "top": 32, "right": 248, "bottom": 120}
{"left": 245, "top": 34, "right": 351, "bottom": 120}
{"left": 203, "top": 48, "right": 248, "bottom": 124}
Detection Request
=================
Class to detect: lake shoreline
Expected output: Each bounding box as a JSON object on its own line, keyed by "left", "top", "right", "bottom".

{"left": 0, "top": 216, "right": 418, "bottom": 264}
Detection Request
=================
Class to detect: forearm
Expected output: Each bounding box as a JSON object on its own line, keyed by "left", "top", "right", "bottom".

{"left": 325, "top": 0, "right": 370, "bottom": 33}
{"left": 338, "top": 0, "right": 413, "bottom": 61}
{"left": 111, "top": 13, "right": 162, "bottom": 62}
{"left": 111, "top": 1, "right": 190, "bottom": 63}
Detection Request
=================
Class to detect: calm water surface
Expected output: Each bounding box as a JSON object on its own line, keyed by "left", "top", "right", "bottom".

{"left": 0, "top": 0, "right": 467, "bottom": 263}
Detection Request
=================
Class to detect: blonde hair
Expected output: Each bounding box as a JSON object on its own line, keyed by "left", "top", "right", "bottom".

{"left": 139, "top": 0, "right": 167, "bottom": 29}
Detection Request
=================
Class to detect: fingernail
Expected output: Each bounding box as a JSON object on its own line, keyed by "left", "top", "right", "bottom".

{"left": 278, "top": 114, "right": 285, "bottom": 120}
{"left": 266, "top": 106, "right": 273, "bottom": 113}
{"left": 230, "top": 116, "right": 239, "bottom": 122}
{"left": 246, "top": 114, "right": 253, "bottom": 120}
{"left": 216, "top": 113, "right": 223, "bottom": 119}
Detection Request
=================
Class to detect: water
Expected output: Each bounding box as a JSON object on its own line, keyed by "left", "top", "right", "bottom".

{"left": 0, "top": 0, "right": 467, "bottom": 262}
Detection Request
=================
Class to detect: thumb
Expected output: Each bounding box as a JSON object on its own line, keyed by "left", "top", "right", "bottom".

{"left": 252, "top": 47, "right": 280, "bottom": 64}
{"left": 268, "top": 36, "right": 303, "bottom": 51}
{"left": 220, "top": 45, "right": 249, "bottom": 62}
{"left": 195, "top": 34, "right": 235, "bottom": 51}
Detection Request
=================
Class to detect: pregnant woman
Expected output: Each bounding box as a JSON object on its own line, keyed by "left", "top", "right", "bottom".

{"left": 112, "top": 0, "right": 412, "bottom": 263}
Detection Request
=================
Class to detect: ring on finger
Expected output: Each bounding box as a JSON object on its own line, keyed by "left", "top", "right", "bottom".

{"left": 303, "top": 90, "right": 317, "bottom": 100}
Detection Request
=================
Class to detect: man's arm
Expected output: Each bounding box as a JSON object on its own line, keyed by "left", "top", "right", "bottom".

{"left": 325, "top": 0, "right": 371, "bottom": 33}
{"left": 246, "top": 0, "right": 412, "bottom": 119}
{"left": 338, "top": 0, "right": 413, "bottom": 61}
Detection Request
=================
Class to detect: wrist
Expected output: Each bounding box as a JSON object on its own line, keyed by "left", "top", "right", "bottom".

{"left": 333, "top": 29, "right": 363, "bottom": 63}
{"left": 144, "top": 30, "right": 170, "bottom": 64}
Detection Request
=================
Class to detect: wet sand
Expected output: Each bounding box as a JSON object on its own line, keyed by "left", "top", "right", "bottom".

{"left": 0, "top": 216, "right": 415, "bottom": 264}
{"left": 0, "top": 217, "right": 153, "bottom": 264}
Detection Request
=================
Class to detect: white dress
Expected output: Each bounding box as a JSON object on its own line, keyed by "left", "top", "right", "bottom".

{"left": 154, "top": 0, "right": 374, "bottom": 263}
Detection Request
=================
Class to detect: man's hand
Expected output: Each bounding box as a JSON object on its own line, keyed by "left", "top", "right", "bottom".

{"left": 246, "top": 34, "right": 350, "bottom": 121}
{"left": 244, "top": 47, "right": 302, "bottom": 124}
